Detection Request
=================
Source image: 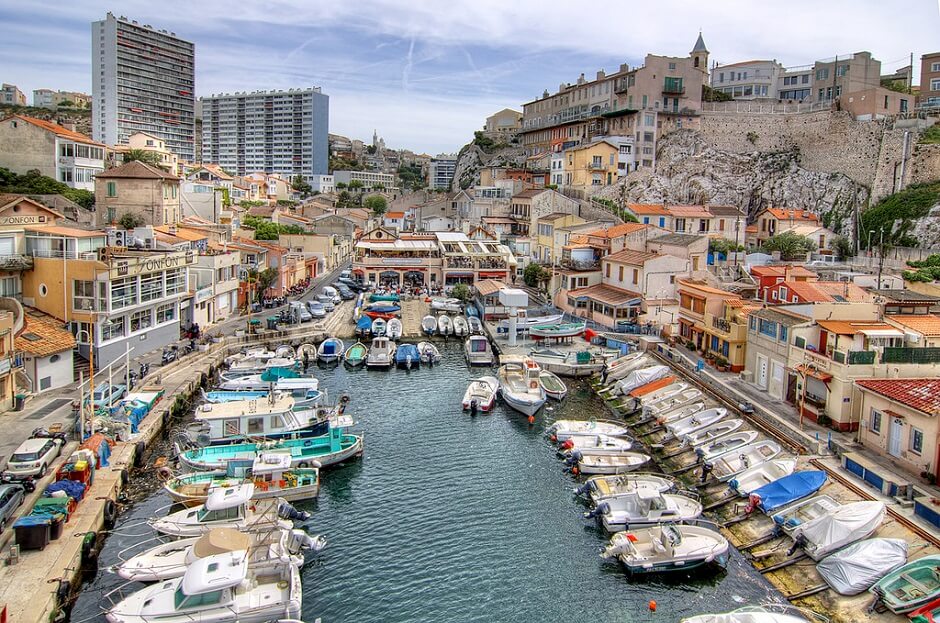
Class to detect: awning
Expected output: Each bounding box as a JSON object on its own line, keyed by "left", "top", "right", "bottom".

{"left": 446, "top": 272, "right": 474, "bottom": 277}
{"left": 353, "top": 269, "right": 365, "bottom": 274}
{"left": 859, "top": 329, "right": 904, "bottom": 338}
{"left": 795, "top": 364, "right": 833, "bottom": 381}
{"left": 479, "top": 271, "right": 507, "bottom": 278}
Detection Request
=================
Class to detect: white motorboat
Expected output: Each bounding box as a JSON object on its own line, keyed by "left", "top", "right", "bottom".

{"left": 549, "top": 419, "right": 631, "bottom": 442}
{"left": 681, "top": 605, "right": 814, "bottom": 623}
{"left": 695, "top": 431, "right": 760, "bottom": 461}
{"left": 638, "top": 382, "right": 691, "bottom": 407}
{"left": 790, "top": 501, "right": 886, "bottom": 561}
{"left": 468, "top": 316, "right": 483, "bottom": 334}
{"left": 465, "top": 335, "right": 494, "bottom": 366}
{"left": 430, "top": 297, "right": 462, "bottom": 313}
{"left": 462, "top": 376, "right": 499, "bottom": 414}
{"left": 366, "top": 336, "right": 396, "bottom": 368}
{"left": 587, "top": 489, "right": 703, "bottom": 532}
{"left": 371, "top": 317, "right": 387, "bottom": 336}
{"left": 538, "top": 370, "right": 568, "bottom": 400}
{"left": 150, "top": 485, "right": 294, "bottom": 538}
{"left": 224, "top": 348, "right": 285, "bottom": 367}
{"left": 601, "top": 524, "right": 730, "bottom": 574}
{"left": 497, "top": 356, "right": 546, "bottom": 417}
{"left": 438, "top": 314, "right": 452, "bottom": 336}
{"left": 602, "top": 352, "right": 648, "bottom": 381}
{"left": 575, "top": 473, "right": 676, "bottom": 505}
{"left": 216, "top": 373, "right": 320, "bottom": 394}
{"left": 558, "top": 434, "right": 634, "bottom": 455}
{"left": 188, "top": 394, "right": 330, "bottom": 445}
{"left": 452, "top": 316, "right": 469, "bottom": 337}
{"left": 417, "top": 342, "right": 441, "bottom": 364}
{"left": 643, "top": 389, "right": 704, "bottom": 416}
{"left": 105, "top": 545, "right": 301, "bottom": 623}
{"left": 569, "top": 451, "right": 651, "bottom": 475}
{"left": 225, "top": 356, "right": 298, "bottom": 377}
{"left": 387, "top": 317, "right": 403, "bottom": 340}
{"left": 655, "top": 401, "right": 708, "bottom": 425}
{"left": 421, "top": 315, "right": 437, "bottom": 335}
{"left": 317, "top": 337, "right": 344, "bottom": 363}
{"left": 681, "top": 418, "right": 745, "bottom": 448}
{"left": 729, "top": 458, "right": 798, "bottom": 497}
{"left": 497, "top": 311, "right": 565, "bottom": 332}
{"left": 707, "top": 440, "right": 783, "bottom": 481}
{"left": 772, "top": 495, "right": 842, "bottom": 535}
{"left": 665, "top": 407, "right": 728, "bottom": 439}
{"left": 114, "top": 526, "right": 324, "bottom": 583}
{"left": 606, "top": 365, "right": 672, "bottom": 397}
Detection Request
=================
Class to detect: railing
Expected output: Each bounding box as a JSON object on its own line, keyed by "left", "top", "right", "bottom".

{"left": 662, "top": 85, "right": 686, "bottom": 95}
{"left": 846, "top": 350, "right": 876, "bottom": 365}
{"left": 700, "top": 100, "right": 833, "bottom": 115}
{"left": 0, "top": 255, "right": 33, "bottom": 271}
{"left": 560, "top": 259, "right": 600, "bottom": 271}
{"left": 882, "top": 347, "right": 940, "bottom": 364}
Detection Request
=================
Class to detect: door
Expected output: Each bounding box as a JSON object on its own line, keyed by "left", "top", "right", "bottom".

{"left": 888, "top": 417, "right": 903, "bottom": 458}
{"left": 756, "top": 355, "right": 768, "bottom": 389}
{"left": 769, "top": 361, "right": 784, "bottom": 399}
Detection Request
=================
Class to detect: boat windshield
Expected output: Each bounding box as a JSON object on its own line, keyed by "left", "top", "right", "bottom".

{"left": 197, "top": 506, "right": 241, "bottom": 523}
{"left": 174, "top": 585, "right": 224, "bottom": 609}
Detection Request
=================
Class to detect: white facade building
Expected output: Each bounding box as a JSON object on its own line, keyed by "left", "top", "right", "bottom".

{"left": 310, "top": 174, "right": 334, "bottom": 194}
{"left": 711, "top": 60, "right": 784, "bottom": 100}
{"left": 333, "top": 170, "right": 395, "bottom": 191}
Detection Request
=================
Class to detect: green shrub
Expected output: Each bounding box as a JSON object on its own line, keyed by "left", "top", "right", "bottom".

{"left": 860, "top": 181, "right": 940, "bottom": 248}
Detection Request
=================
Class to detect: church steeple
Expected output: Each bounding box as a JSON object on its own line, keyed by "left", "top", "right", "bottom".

{"left": 691, "top": 31, "right": 709, "bottom": 72}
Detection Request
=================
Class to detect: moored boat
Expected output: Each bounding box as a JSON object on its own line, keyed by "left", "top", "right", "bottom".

{"left": 387, "top": 317, "right": 403, "bottom": 340}
{"left": 568, "top": 451, "right": 651, "bottom": 475}
{"left": 468, "top": 316, "right": 483, "bottom": 334}
{"left": 575, "top": 473, "right": 676, "bottom": 505}
{"left": 681, "top": 418, "right": 745, "bottom": 448}
{"left": 188, "top": 394, "right": 331, "bottom": 444}
{"left": 729, "top": 458, "right": 797, "bottom": 497}
{"left": 366, "top": 336, "right": 395, "bottom": 368}
{"left": 665, "top": 407, "right": 728, "bottom": 439}
{"left": 602, "top": 352, "right": 648, "bottom": 382}
{"left": 538, "top": 369, "right": 568, "bottom": 400}
{"left": 656, "top": 401, "right": 708, "bottom": 425}
{"left": 558, "top": 434, "right": 634, "bottom": 455}
{"left": 462, "top": 376, "right": 499, "bottom": 414}
{"left": 371, "top": 317, "right": 387, "bottom": 336}
{"left": 343, "top": 341, "right": 368, "bottom": 367}
{"left": 370, "top": 292, "right": 400, "bottom": 302}
{"left": 497, "top": 356, "right": 546, "bottom": 417}
{"left": 430, "top": 297, "right": 462, "bottom": 313}
{"left": 586, "top": 489, "right": 703, "bottom": 532}
{"left": 680, "top": 606, "right": 813, "bottom": 623}
{"left": 746, "top": 470, "right": 828, "bottom": 514}
{"left": 356, "top": 315, "right": 373, "bottom": 337}
{"left": 705, "top": 440, "right": 783, "bottom": 481}
{"left": 549, "top": 419, "right": 630, "bottom": 442}
{"left": 600, "top": 523, "right": 730, "bottom": 574}
{"left": 465, "top": 335, "right": 494, "bottom": 366}
{"left": 452, "top": 316, "right": 469, "bottom": 337}
{"left": 150, "top": 485, "right": 291, "bottom": 538}
{"left": 772, "top": 494, "right": 841, "bottom": 533}
{"left": 394, "top": 343, "right": 420, "bottom": 369}
{"left": 418, "top": 341, "right": 441, "bottom": 364}
{"left": 815, "top": 538, "right": 908, "bottom": 596}
{"left": 695, "top": 431, "right": 760, "bottom": 461}
{"left": 870, "top": 554, "right": 940, "bottom": 613}
{"left": 421, "top": 315, "right": 437, "bottom": 336}
{"left": 497, "top": 311, "right": 564, "bottom": 332}
{"left": 643, "top": 389, "right": 704, "bottom": 418}
{"left": 530, "top": 322, "right": 586, "bottom": 339}
{"left": 438, "top": 314, "right": 452, "bottom": 336}
{"left": 317, "top": 337, "right": 344, "bottom": 363}
{"left": 790, "top": 501, "right": 886, "bottom": 561}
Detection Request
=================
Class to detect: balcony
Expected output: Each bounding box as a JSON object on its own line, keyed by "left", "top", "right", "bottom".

{"left": 0, "top": 255, "right": 33, "bottom": 271}
{"left": 588, "top": 161, "right": 607, "bottom": 171}
{"left": 882, "top": 347, "right": 940, "bottom": 364}
{"left": 560, "top": 258, "right": 600, "bottom": 271}
{"left": 662, "top": 83, "right": 686, "bottom": 95}
{"left": 705, "top": 312, "right": 747, "bottom": 341}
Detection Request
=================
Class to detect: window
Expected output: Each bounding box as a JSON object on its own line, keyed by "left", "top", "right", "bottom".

{"left": 270, "top": 415, "right": 284, "bottom": 430}
{"left": 932, "top": 79, "right": 940, "bottom": 91}
{"left": 618, "top": 266, "right": 624, "bottom": 282}
{"left": 130, "top": 309, "right": 152, "bottom": 332}
{"left": 779, "top": 326, "right": 788, "bottom": 342}
{"left": 816, "top": 68, "right": 830, "bottom": 81}
{"left": 59, "top": 143, "right": 74, "bottom": 157}
{"left": 106, "top": 181, "right": 117, "bottom": 197}
{"left": 248, "top": 417, "right": 264, "bottom": 434}
{"left": 643, "top": 132, "right": 654, "bottom": 142}
{"left": 101, "top": 316, "right": 125, "bottom": 342}
{"left": 223, "top": 419, "right": 240, "bottom": 436}
{"left": 932, "top": 62, "right": 940, "bottom": 72}
{"left": 110, "top": 277, "right": 138, "bottom": 309}
{"left": 140, "top": 273, "right": 164, "bottom": 302}
{"left": 835, "top": 64, "right": 848, "bottom": 77}
{"left": 156, "top": 302, "right": 176, "bottom": 324}
{"left": 659, "top": 217, "right": 665, "bottom": 228}
{"left": 802, "top": 74, "right": 809, "bottom": 84}
{"left": 60, "top": 169, "right": 73, "bottom": 183}
{"left": 165, "top": 269, "right": 185, "bottom": 295}
{"left": 758, "top": 318, "right": 777, "bottom": 338}
{"left": 749, "top": 316, "right": 757, "bottom": 331}
{"left": 909, "top": 427, "right": 924, "bottom": 454}
{"left": 870, "top": 408, "right": 882, "bottom": 434}
{"left": 73, "top": 280, "right": 97, "bottom": 312}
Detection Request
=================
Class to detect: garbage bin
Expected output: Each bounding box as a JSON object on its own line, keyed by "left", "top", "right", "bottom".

{"left": 13, "top": 394, "right": 25, "bottom": 412}
{"left": 267, "top": 317, "right": 279, "bottom": 330}
{"left": 49, "top": 514, "right": 65, "bottom": 540}
{"left": 13, "top": 517, "right": 51, "bottom": 550}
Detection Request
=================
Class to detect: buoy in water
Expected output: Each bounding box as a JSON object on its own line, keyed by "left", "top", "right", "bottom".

{"left": 527, "top": 415, "right": 535, "bottom": 425}
{"left": 550, "top": 435, "right": 557, "bottom": 442}
{"left": 649, "top": 600, "right": 657, "bottom": 612}
{"left": 571, "top": 466, "right": 579, "bottom": 475}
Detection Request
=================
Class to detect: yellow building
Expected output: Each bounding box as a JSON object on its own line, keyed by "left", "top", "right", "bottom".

{"left": 534, "top": 212, "right": 585, "bottom": 264}
{"left": 677, "top": 279, "right": 750, "bottom": 371}
{"left": 561, "top": 140, "right": 619, "bottom": 192}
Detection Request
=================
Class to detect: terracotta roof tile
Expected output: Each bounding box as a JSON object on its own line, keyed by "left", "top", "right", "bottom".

{"left": 568, "top": 283, "right": 642, "bottom": 306}
{"left": 604, "top": 249, "right": 658, "bottom": 265}
{"left": 4, "top": 115, "right": 104, "bottom": 147}
{"left": 815, "top": 320, "right": 898, "bottom": 334}
{"left": 677, "top": 278, "right": 742, "bottom": 298}
{"left": 585, "top": 223, "right": 648, "bottom": 239}
{"left": 760, "top": 207, "right": 820, "bottom": 223}
{"left": 855, "top": 379, "right": 940, "bottom": 416}
{"left": 15, "top": 309, "right": 76, "bottom": 356}
{"left": 886, "top": 315, "right": 940, "bottom": 337}
{"left": 780, "top": 281, "right": 870, "bottom": 303}
{"left": 96, "top": 160, "right": 179, "bottom": 180}
{"left": 751, "top": 265, "right": 817, "bottom": 278}
{"left": 628, "top": 203, "right": 670, "bottom": 215}
{"left": 666, "top": 205, "right": 712, "bottom": 218}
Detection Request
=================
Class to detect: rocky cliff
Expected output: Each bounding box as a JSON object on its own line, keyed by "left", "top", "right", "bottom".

{"left": 595, "top": 130, "right": 868, "bottom": 238}
{"left": 451, "top": 141, "right": 527, "bottom": 191}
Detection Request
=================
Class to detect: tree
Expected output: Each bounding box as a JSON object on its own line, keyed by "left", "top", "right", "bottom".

{"left": 0, "top": 167, "right": 93, "bottom": 209}
{"left": 523, "top": 262, "right": 548, "bottom": 287}
{"left": 364, "top": 194, "right": 387, "bottom": 216}
{"left": 451, "top": 283, "right": 471, "bottom": 303}
{"left": 246, "top": 267, "right": 279, "bottom": 301}
{"left": 372, "top": 183, "right": 385, "bottom": 191}
{"left": 118, "top": 213, "right": 144, "bottom": 229}
{"left": 292, "top": 175, "right": 312, "bottom": 197}
{"left": 123, "top": 149, "right": 165, "bottom": 169}
{"left": 335, "top": 182, "right": 347, "bottom": 190}
{"left": 398, "top": 164, "right": 426, "bottom": 190}
{"left": 702, "top": 85, "right": 733, "bottom": 102}
{"left": 829, "top": 235, "right": 854, "bottom": 260}
{"left": 348, "top": 180, "right": 364, "bottom": 192}
{"left": 760, "top": 232, "right": 817, "bottom": 261}
{"left": 708, "top": 237, "right": 744, "bottom": 257}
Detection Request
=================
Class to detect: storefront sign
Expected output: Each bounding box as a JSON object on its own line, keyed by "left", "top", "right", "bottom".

{"left": 195, "top": 287, "right": 213, "bottom": 303}
{"left": 0, "top": 214, "right": 47, "bottom": 226}
{"left": 111, "top": 250, "right": 197, "bottom": 278}
{"left": 381, "top": 258, "right": 424, "bottom": 266}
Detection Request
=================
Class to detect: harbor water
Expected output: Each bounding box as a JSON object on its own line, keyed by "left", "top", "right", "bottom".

{"left": 72, "top": 341, "right": 780, "bottom": 623}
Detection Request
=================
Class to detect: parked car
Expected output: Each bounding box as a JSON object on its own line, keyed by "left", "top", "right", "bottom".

{"left": 317, "top": 294, "right": 335, "bottom": 312}
{"left": 307, "top": 301, "right": 327, "bottom": 319}
{"left": 335, "top": 284, "right": 356, "bottom": 300}
{"left": 4, "top": 437, "right": 64, "bottom": 478}
{"left": 321, "top": 286, "right": 341, "bottom": 304}
{"left": 338, "top": 277, "right": 364, "bottom": 292}
{"left": 0, "top": 484, "right": 25, "bottom": 531}
{"left": 340, "top": 270, "right": 352, "bottom": 280}
{"left": 90, "top": 383, "right": 127, "bottom": 409}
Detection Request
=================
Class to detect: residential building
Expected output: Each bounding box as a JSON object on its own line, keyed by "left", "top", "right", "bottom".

{"left": 558, "top": 139, "right": 620, "bottom": 194}
{"left": 0, "top": 115, "right": 106, "bottom": 191}
{"left": 1, "top": 84, "right": 25, "bottom": 106}
{"left": 16, "top": 308, "right": 76, "bottom": 392}
{"left": 811, "top": 51, "right": 882, "bottom": 103}
{"left": 188, "top": 245, "right": 240, "bottom": 327}
{"left": 778, "top": 67, "right": 813, "bottom": 101}
{"left": 601, "top": 249, "right": 688, "bottom": 307}
{"left": 565, "top": 282, "right": 643, "bottom": 328}
{"left": 236, "top": 238, "right": 306, "bottom": 296}
{"left": 841, "top": 87, "right": 911, "bottom": 119}
{"left": 753, "top": 207, "right": 822, "bottom": 246}
{"left": 885, "top": 314, "right": 940, "bottom": 347}
{"left": 310, "top": 174, "right": 334, "bottom": 194}
{"left": 32, "top": 89, "right": 91, "bottom": 110}
{"left": 710, "top": 60, "right": 784, "bottom": 100}
{"left": 483, "top": 108, "right": 523, "bottom": 138}
{"left": 629, "top": 204, "right": 674, "bottom": 230}
{"left": 308, "top": 214, "right": 356, "bottom": 240}
{"left": 428, "top": 155, "right": 457, "bottom": 190}
{"left": 645, "top": 233, "right": 708, "bottom": 273}
{"left": 767, "top": 280, "right": 872, "bottom": 305}
{"left": 95, "top": 161, "right": 181, "bottom": 227}
{"left": 705, "top": 205, "right": 746, "bottom": 241}
{"left": 0, "top": 307, "right": 19, "bottom": 407}
{"left": 279, "top": 232, "right": 348, "bottom": 272}
{"left": 333, "top": 170, "right": 395, "bottom": 192}
{"left": 201, "top": 88, "right": 329, "bottom": 179}
{"left": 383, "top": 211, "right": 406, "bottom": 230}
{"left": 745, "top": 306, "right": 811, "bottom": 399}
{"left": 534, "top": 212, "right": 585, "bottom": 264}
{"left": 509, "top": 188, "right": 579, "bottom": 236}
{"left": 919, "top": 52, "right": 940, "bottom": 109}
{"left": 666, "top": 205, "right": 713, "bottom": 235}
{"left": 855, "top": 379, "right": 940, "bottom": 482}
{"left": 751, "top": 265, "right": 818, "bottom": 301}
{"left": 92, "top": 13, "right": 196, "bottom": 160}
{"left": 676, "top": 279, "right": 742, "bottom": 354}
{"left": 244, "top": 173, "right": 294, "bottom": 202}
{"left": 121, "top": 132, "right": 180, "bottom": 175}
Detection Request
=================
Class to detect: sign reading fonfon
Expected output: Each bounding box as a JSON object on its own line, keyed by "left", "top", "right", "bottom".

{"left": 111, "top": 251, "right": 197, "bottom": 278}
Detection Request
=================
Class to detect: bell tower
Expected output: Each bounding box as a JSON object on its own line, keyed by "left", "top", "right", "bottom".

{"left": 691, "top": 31, "right": 709, "bottom": 74}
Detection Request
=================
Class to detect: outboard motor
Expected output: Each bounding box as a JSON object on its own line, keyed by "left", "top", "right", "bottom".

{"left": 469, "top": 399, "right": 478, "bottom": 416}
{"left": 565, "top": 450, "right": 583, "bottom": 466}
{"left": 278, "top": 501, "right": 312, "bottom": 523}
{"left": 583, "top": 502, "right": 609, "bottom": 520}
{"left": 786, "top": 534, "right": 806, "bottom": 557}
{"left": 286, "top": 529, "right": 327, "bottom": 555}
{"left": 699, "top": 461, "right": 714, "bottom": 483}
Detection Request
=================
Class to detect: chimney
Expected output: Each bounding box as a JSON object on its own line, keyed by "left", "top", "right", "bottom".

{"left": 596, "top": 70, "right": 606, "bottom": 80}
{"left": 620, "top": 63, "right": 629, "bottom": 73}
{"left": 577, "top": 73, "right": 586, "bottom": 85}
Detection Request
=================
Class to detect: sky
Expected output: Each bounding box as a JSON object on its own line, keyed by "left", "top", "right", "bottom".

{"left": 1, "top": 1, "right": 939, "bottom": 155}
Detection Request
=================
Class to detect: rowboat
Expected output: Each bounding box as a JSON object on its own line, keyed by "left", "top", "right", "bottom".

{"left": 438, "top": 314, "right": 452, "bottom": 336}
{"left": 568, "top": 451, "right": 651, "bottom": 474}
{"left": 870, "top": 554, "right": 940, "bottom": 613}
{"left": 747, "top": 470, "right": 828, "bottom": 513}
{"left": 356, "top": 315, "right": 373, "bottom": 337}
{"left": 530, "top": 322, "right": 586, "bottom": 338}
{"left": 430, "top": 298, "right": 462, "bottom": 313}
{"left": 538, "top": 370, "right": 568, "bottom": 400}
{"left": 586, "top": 489, "right": 702, "bottom": 532}
{"left": 370, "top": 293, "right": 400, "bottom": 302}
{"left": 665, "top": 407, "right": 727, "bottom": 439}
{"left": 549, "top": 419, "right": 631, "bottom": 442}
{"left": 681, "top": 418, "right": 745, "bottom": 448}
{"left": 462, "top": 376, "right": 499, "bottom": 414}
{"left": 816, "top": 538, "right": 908, "bottom": 596}
{"left": 558, "top": 434, "right": 634, "bottom": 455}
{"left": 317, "top": 337, "right": 344, "bottom": 363}
{"left": 681, "top": 606, "right": 812, "bottom": 622}
{"left": 371, "top": 317, "right": 386, "bottom": 336}
{"left": 421, "top": 315, "right": 437, "bottom": 335}
{"left": 387, "top": 318, "right": 403, "bottom": 340}
{"left": 789, "top": 501, "right": 885, "bottom": 561}
{"left": 343, "top": 341, "right": 368, "bottom": 367}
{"left": 695, "top": 431, "right": 760, "bottom": 461}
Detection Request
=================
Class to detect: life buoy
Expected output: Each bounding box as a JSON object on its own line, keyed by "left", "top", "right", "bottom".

{"left": 529, "top": 380, "right": 538, "bottom": 390}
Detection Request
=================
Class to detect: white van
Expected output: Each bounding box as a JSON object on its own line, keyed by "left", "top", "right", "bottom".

{"left": 322, "top": 286, "right": 341, "bottom": 304}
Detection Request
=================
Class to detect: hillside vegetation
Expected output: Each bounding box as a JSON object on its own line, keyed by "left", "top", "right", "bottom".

{"left": 860, "top": 181, "right": 940, "bottom": 248}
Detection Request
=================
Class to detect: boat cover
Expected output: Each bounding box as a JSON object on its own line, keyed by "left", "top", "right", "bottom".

{"left": 367, "top": 304, "right": 401, "bottom": 313}
{"left": 752, "top": 470, "right": 827, "bottom": 513}
{"left": 260, "top": 367, "right": 300, "bottom": 382}
{"left": 321, "top": 340, "right": 339, "bottom": 355}
{"left": 793, "top": 501, "right": 886, "bottom": 560}
{"left": 816, "top": 538, "right": 908, "bottom": 595}
{"left": 357, "top": 316, "right": 373, "bottom": 331}
{"left": 617, "top": 365, "right": 670, "bottom": 394}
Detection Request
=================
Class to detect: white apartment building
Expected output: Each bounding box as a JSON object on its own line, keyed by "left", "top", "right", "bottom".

{"left": 333, "top": 170, "right": 395, "bottom": 191}
{"left": 710, "top": 60, "right": 784, "bottom": 100}
{"left": 92, "top": 13, "right": 196, "bottom": 160}
{"left": 310, "top": 174, "right": 334, "bottom": 194}
{"left": 0, "top": 115, "right": 106, "bottom": 191}
{"left": 429, "top": 155, "right": 457, "bottom": 190}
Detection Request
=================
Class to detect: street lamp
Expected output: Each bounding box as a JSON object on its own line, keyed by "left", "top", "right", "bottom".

{"left": 75, "top": 315, "right": 112, "bottom": 438}
{"left": 866, "top": 230, "right": 876, "bottom": 258}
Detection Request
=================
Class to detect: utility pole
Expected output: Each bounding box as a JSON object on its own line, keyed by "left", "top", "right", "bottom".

{"left": 876, "top": 229, "right": 885, "bottom": 291}
{"left": 909, "top": 52, "right": 914, "bottom": 94}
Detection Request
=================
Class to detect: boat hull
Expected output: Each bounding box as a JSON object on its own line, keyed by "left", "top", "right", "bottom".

{"left": 180, "top": 435, "right": 364, "bottom": 472}
{"left": 500, "top": 391, "right": 544, "bottom": 416}
{"left": 164, "top": 472, "right": 320, "bottom": 506}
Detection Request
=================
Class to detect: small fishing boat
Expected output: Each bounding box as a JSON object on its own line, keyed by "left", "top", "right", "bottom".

{"left": 680, "top": 606, "right": 813, "bottom": 623}
{"left": 695, "top": 431, "right": 760, "bottom": 461}
{"left": 317, "top": 337, "right": 344, "bottom": 363}
{"left": 603, "top": 352, "right": 646, "bottom": 381}
{"left": 370, "top": 292, "right": 400, "bottom": 302}
{"left": 538, "top": 370, "right": 568, "bottom": 400}
{"left": 462, "top": 376, "right": 499, "bottom": 414}
{"left": 531, "top": 349, "right": 612, "bottom": 377}
{"left": 343, "top": 341, "right": 368, "bottom": 367}
{"left": 681, "top": 418, "right": 745, "bottom": 448}
{"left": 356, "top": 315, "right": 373, "bottom": 337}
{"left": 729, "top": 458, "right": 798, "bottom": 497}
{"left": 870, "top": 554, "right": 940, "bottom": 613}
{"left": 430, "top": 297, "right": 462, "bottom": 313}
{"left": 601, "top": 524, "right": 730, "bottom": 574}
{"left": 642, "top": 390, "right": 705, "bottom": 418}
{"left": 453, "top": 316, "right": 469, "bottom": 337}
{"left": 530, "top": 322, "right": 586, "bottom": 339}
{"left": 911, "top": 595, "right": 940, "bottom": 622}
{"left": 549, "top": 419, "right": 631, "bottom": 442}
{"left": 605, "top": 365, "right": 671, "bottom": 397}
{"left": 706, "top": 440, "right": 783, "bottom": 481}
{"left": 105, "top": 542, "right": 301, "bottom": 623}
{"left": 497, "top": 312, "right": 565, "bottom": 333}
{"left": 558, "top": 434, "right": 634, "bottom": 455}
{"left": 746, "top": 470, "right": 828, "bottom": 514}
{"left": 417, "top": 342, "right": 441, "bottom": 365}
{"left": 575, "top": 473, "right": 676, "bottom": 505}
{"left": 586, "top": 489, "right": 702, "bottom": 532}
{"left": 163, "top": 453, "right": 320, "bottom": 506}
{"left": 421, "top": 315, "right": 437, "bottom": 336}
{"left": 150, "top": 486, "right": 292, "bottom": 538}
{"left": 468, "top": 316, "right": 483, "bottom": 334}
{"left": 226, "top": 356, "right": 299, "bottom": 378}
{"left": 437, "top": 314, "right": 452, "bottom": 336}
{"left": 372, "top": 317, "right": 387, "bottom": 336}
{"left": 638, "top": 381, "right": 691, "bottom": 405}
{"left": 497, "top": 356, "right": 546, "bottom": 417}
{"left": 665, "top": 407, "right": 727, "bottom": 439}
{"left": 816, "top": 538, "right": 908, "bottom": 596}
{"left": 203, "top": 388, "right": 322, "bottom": 409}
{"left": 772, "top": 495, "right": 841, "bottom": 534}
{"left": 568, "top": 451, "right": 651, "bottom": 475}
{"left": 216, "top": 368, "right": 303, "bottom": 389}
{"left": 187, "top": 394, "right": 330, "bottom": 444}
{"left": 366, "top": 336, "right": 396, "bottom": 368}
{"left": 224, "top": 348, "right": 280, "bottom": 366}
{"left": 790, "top": 501, "right": 886, "bottom": 561}
{"left": 465, "top": 335, "right": 494, "bottom": 366}
{"left": 395, "top": 343, "right": 420, "bottom": 369}
{"left": 387, "top": 317, "right": 403, "bottom": 340}
{"left": 364, "top": 303, "right": 401, "bottom": 319}
{"left": 655, "top": 401, "right": 708, "bottom": 426}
